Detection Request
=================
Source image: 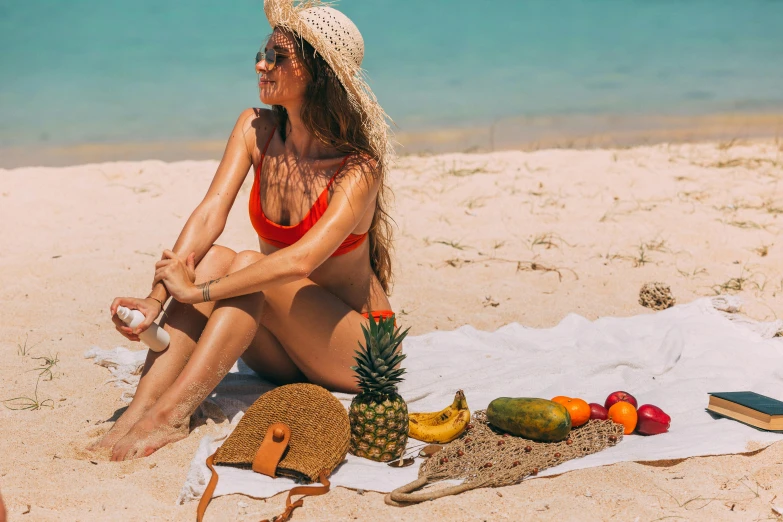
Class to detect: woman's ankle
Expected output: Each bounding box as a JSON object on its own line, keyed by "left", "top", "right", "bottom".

{"left": 145, "top": 399, "right": 191, "bottom": 430}
{"left": 122, "top": 395, "right": 158, "bottom": 418}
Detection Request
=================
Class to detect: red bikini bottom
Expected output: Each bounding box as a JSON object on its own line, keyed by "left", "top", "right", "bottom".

{"left": 361, "top": 310, "right": 395, "bottom": 324}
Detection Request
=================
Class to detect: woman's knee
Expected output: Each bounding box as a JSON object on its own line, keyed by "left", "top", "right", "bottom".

{"left": 228, "top": 250, "right": 266, "bottom": 273}
{"left": 160, "top": 246, "right": 237, "bottom": 330}
{"left": 195, "top": 245, "right": 237, "bottom": 282}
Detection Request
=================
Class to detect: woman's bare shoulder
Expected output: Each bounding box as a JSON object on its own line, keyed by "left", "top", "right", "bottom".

{"left": 236, "top": 107, "right": 274, "bottom": 133}
{"left": 332, "top": 153, "right": 381, "bottom": 200}
{"left": 341, "top": 153, "right": 379, "bottom": 181}
{"left": 233, "top": 108, "right": 275, "bottom": 155}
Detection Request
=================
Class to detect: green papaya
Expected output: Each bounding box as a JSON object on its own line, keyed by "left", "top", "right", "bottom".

{"left": 486, "top": 397, "right": 572, "bottom": 442}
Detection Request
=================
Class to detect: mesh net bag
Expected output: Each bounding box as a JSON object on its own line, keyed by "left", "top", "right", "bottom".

{"left": 386, "top": 410, "right": 624, "bottom": 505}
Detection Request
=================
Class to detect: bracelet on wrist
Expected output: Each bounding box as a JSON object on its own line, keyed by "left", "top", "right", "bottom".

{"left": 148, "top": 296, "right": 165, "bottom": 309}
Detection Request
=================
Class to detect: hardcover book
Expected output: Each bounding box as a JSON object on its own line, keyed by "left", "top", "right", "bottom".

{"left": 707, "top": 392, "right": 783, "bottom": 431}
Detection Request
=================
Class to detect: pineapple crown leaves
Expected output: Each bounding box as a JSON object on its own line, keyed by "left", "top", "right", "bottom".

{"left": 351, "top": 314, "right": 409, "bottom": 395}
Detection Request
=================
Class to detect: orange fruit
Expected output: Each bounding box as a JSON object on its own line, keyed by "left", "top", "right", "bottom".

{"left": 608, "top": 401, "right": 638, "bottom": 434}
{"left": 551, "top": 396, "right": 590, "bottom": 427}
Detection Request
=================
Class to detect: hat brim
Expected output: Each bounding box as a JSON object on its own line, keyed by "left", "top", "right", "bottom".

{"left": 264, "top": 0, "right": 394, "bottom": 170}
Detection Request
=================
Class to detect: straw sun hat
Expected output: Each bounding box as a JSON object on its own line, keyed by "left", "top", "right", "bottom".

{"left": 263, "top": 0, "right": 394, "bottom": 170}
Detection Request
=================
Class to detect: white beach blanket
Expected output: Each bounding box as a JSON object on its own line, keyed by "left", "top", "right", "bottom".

{"left": 85, "top": 296, "right": 783, "bottom": 505}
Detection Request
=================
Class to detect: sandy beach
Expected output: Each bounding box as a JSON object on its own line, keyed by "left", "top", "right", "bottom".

{"left": 2, "top": 139, "right": 783, "bottom": 520}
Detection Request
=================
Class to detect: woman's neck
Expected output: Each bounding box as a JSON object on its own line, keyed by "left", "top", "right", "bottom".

{"left": 283, "top": 102, "right": 337, "bottom": 162}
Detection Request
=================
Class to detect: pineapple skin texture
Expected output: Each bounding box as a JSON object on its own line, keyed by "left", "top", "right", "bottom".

{"left": 348, "top": 393, "right": 409, "bottom": 462}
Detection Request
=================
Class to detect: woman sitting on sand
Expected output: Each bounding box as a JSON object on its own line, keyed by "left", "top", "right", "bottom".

{"left": 96, "top": 0, "right": 396, "bottom": 461}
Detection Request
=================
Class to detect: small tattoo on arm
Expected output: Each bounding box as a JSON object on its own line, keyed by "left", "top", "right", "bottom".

{"left": 197, "top": 276, "right": 226, "bottom": 302}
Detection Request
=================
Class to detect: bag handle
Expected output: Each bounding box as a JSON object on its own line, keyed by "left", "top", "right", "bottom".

{"left": 197, "top": 423, "right": 290, "bottom": 522}
{"left": 384, "top": 475, "right": 477, "bottom": 506}
{"left": 196, "top": 426, "right": 331, "bottom": 521}
{"left": 196, "top": 453, "right": 219, "bottom": 522}
{"left": 196, "top": 464, "right": 331, "bottom": 521}
{"left": 261, "top": 470, "right": 332, "bottom": 522}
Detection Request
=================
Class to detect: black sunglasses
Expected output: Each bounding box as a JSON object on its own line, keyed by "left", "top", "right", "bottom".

{"left": 255, "top": 47, "right": 288, "bottom": 70}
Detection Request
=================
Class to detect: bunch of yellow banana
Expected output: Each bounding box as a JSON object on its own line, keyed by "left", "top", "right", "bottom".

{"left": 408, "top": 390, "right": 470, "bottom": 443}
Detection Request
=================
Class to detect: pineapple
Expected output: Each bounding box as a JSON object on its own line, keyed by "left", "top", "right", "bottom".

{"left": 348, "top": 315, "right": 409, "bottom": 462}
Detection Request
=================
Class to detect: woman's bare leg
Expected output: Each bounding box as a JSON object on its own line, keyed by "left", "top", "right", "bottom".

{"left": 240, "top": 322, "right": 306, "bottom": 385}
{"left": 111, "top": 250, "right": 387, "bottom": 460}
{"left": 93, "top": 245, "right": 236, "bottom": 451}
{"left": 111, "top": 251, "right": 301, "bottom": 460}
{"left": 256, "top": 272, "right": 377, "bottom": 393}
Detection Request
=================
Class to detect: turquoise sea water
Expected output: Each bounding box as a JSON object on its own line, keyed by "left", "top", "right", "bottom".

{"left": 1, "top": 0, "right": 782, "bottom": 164}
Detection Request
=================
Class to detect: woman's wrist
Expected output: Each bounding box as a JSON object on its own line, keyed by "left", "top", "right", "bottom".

{"left": 149, "top": 281, "right": 170, "bottom": 302}
{"left": 195, "top": 274, "right": 229, "bottom": 304}
{"left": 144, "top": 296, "right": 165, "bottom": 316}
{"left": 181, "top": 284, "right": 203, "bottom": 305}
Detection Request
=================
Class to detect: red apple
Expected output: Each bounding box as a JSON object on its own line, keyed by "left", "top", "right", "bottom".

{"left": 636, "top": 404, "right": 671, "bottom": 435}
{"left": 605, "top": 391, "right": 638, "bottom": 410}
{"left": 589, "top": 403, "right": 609, "bottom": 420}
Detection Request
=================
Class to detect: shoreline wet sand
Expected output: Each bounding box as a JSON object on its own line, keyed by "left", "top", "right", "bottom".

{"left": 2, "top": 111, "right": 782, "bottom": 168}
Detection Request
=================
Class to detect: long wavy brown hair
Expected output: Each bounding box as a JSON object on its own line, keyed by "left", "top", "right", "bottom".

{"left": 271, "top": 31, "right": 394, "bottom": 294}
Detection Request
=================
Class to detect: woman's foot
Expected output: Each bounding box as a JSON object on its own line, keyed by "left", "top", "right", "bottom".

{"left": 110, "top": 409, "right": 189, "bottom": 461}
{"left": 89, "top": 401, "right": 154, "bottom": 452}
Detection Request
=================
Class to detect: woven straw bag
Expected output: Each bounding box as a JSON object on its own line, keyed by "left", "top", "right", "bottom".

{"left": 197, "top": 383, "right": 350, "bottom": 522}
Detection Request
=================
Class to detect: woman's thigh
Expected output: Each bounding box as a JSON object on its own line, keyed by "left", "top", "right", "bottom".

{"left": 231, "top": 251, "right": 368, "bottom": 393}
{"left": 260, "top": 278, "right": 368, "bottom": 394}
{"left": 241, "top": 322, "right": 305, "bottom": 386}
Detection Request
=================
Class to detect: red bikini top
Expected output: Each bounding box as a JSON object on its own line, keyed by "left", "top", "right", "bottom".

{"left": 249, "top": 129, "right": 368, "bottom": 256}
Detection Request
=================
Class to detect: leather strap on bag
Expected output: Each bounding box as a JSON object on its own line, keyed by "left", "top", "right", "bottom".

{"left": 261, "top": 470, "right": 332, "bottom": 522}
{"left": 197, "top": 423, "right": 291, "bottom": 522}
{"left": 252, "top": 423, "right": 290, "bottom": 476}
{"left": 196, "top": 453, "right": 220, "bottom": 522}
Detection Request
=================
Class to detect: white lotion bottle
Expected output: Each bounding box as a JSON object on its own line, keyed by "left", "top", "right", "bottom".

{"left": 116, "top": 306, "right": 170, "bottom": 352}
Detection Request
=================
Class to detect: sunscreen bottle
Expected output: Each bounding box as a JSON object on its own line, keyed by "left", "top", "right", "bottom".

{"left": 116, "top": 306, "right": 170, "bottom": 352}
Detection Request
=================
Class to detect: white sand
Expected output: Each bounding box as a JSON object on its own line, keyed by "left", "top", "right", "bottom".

{"left": 2, "top": 140, "right": 783, "bottom": 520}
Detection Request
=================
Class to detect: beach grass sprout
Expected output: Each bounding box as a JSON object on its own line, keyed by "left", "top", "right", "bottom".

{"left": 642, "top": 238, "right": 672, "bottom": 254}
{"left": 720, "top": 219, "right": 768, "bottom": 231}
{"left": 462, "top": 196, "right": 488, "bottom": 209}
{"left": 443, "top": 258, "right": 470, "bottom": 268}
{"left": 16, "top": 334, "right": 41, "bottom": 357}
{"left": 676, "top": 266, "right": 708, "bottom": 279}
{"left": 633, "top": 245, "right": 652, "bottom": 267}
{"left": 528, "top": 232, "right": 572, "bottom": 250}
{"left": 754, "top": 244, "right": 770, "bottom": 257}
{"left": 440, "top": 253, "right": 579, "bottom": 281}
{"left": 30, "top": 353, "right": 59, "bottom": 381}
{"left": 711, "top": 266, "right": 765, "bottom": 294}
{"left": 516, "top": 260, "right": 579, "bottom": 282}
{"left": 599, "top": 199, "right": 657, "bottom": 222}
{"left": 433, "top": 239, "right": 470, "bottom": 250}
{"left": 2, "top": 374, "right": 54, "bottom": 411}
{"left": 440, "top": 160, "right": 491, "bottom": 178}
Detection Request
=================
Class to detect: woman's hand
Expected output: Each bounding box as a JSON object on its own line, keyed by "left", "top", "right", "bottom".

{"left": 110, "top": 297, "right": 163, "bottom": 341}
{"left": 153, "top": 250, "right": 199, "bottom": 304}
